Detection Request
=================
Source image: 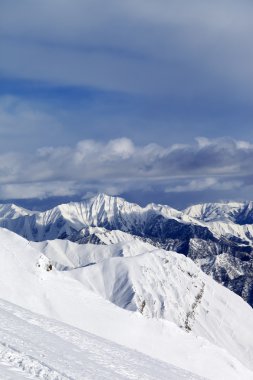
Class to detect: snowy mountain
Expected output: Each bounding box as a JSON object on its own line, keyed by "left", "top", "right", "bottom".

{"left": 0, "top": 227, "right": 253, "bottom": 380}
{"left": 31, "top": 235, "right": 253, "bottom": 373}
{"left": 0, "top": 194, "right": 253, "bottom": 307}
{"left": 0, "top": 203, "right": 34, "bottom": 219}
{"left": 31, "top": 232, "right": 155, "bottom": 270}
{"left": 0, "top": 194, "right": 183, "bottom": 241}
{"left": 184, "top": 201, "right": 253, "bottom": 224}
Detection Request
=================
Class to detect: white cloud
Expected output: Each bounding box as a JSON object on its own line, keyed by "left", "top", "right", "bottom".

{"left": 0, "top": 181, "right": 78, "bottom": 200}
{"left": 165, "top": 177, "right": 242, "bottom": 193}
{"left": 0, "top": 136, "right": 252, "bottom": 199}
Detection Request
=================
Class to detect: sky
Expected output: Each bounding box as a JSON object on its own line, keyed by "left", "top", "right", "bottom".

{"left": 1, "top": 0, "right": 253, "bottom": 209}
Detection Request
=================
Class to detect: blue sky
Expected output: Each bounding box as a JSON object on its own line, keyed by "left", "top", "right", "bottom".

{"left": 1, "top": 0, "right": 253, "bottom": 208}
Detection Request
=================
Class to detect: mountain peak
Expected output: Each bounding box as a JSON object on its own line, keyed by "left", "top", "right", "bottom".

{"left": 0, "top": 203, "right": 33, "bottom": 219}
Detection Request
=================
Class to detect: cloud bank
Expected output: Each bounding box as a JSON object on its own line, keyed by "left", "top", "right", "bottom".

{"left": 0, "top": 137, "right": 253, "bottom": 203}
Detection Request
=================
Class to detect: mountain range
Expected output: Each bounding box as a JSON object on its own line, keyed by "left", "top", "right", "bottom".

{"left": 0, "top": 193, "right": 252, "bottom": 307}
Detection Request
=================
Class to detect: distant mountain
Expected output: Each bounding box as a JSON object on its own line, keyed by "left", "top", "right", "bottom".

{"left": 185, "top": 201, "right": 253, "bottom": 224}
{"left": 0, "top": 193, "right": 253, "bottom": 307}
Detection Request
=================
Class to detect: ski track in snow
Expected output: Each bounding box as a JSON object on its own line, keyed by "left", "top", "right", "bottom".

{"left": 0, "top": 343, "right": 69, "bottom": 380}
{"left": 0, "top": 299, "right": 203, "bottom": 380}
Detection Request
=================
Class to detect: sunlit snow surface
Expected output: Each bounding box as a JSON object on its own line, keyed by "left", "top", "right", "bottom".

{"left": 0, "top": 299, "right": 204, "bottom": 380}
{"left": 0, "top": 228, "right": 252, "bottom": 379}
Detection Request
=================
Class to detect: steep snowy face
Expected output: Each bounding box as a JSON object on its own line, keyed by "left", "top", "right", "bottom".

{"left": 73, "top": 249, "right": 207, "bottom": 321}
{"left": 29, "top": 225, "right": 253, "bottom": 375}
{"left": 235, "top": 201, "right": 253, "bottom": 224}
{"left": 69, "top": 226, "right": 142, "bottom": 245}
{"left": 184, "top": 201, "right": 253, "bottom": 224}
{"left": 48, "top": 193, "right": 150, "bottom": 231}
{"left": 0, "top": 203, "right": 33, "bottom": 219}
{"left": 70, "top": 248, "right": 253, "bottom": 372}
{"left": 187, "top": 236, "right": 253, "bottom": 306}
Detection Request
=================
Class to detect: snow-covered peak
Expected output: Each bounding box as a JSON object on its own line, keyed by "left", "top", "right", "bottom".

{"left": 2, "top": 195, "right": 253, "bottom": 227}
{"left": 0, "top": 203, "right": 34, "bottom": 220}
{"left": 38, "top": 193, "right": 179, "bottom": 224}
{"left": 0, "top": 195, "right": 227, "bottom": 241}
{"left": 184, "top": 201, "right": 246, "bottom": 222}
{"left": 36, "top": 193, "right": 144, "bottom": 229}
{"left": 144, "top": 202, "right": 181, "bottom": 219}
{"left": 73, "top": 225, "right": 140, "bottom": 244}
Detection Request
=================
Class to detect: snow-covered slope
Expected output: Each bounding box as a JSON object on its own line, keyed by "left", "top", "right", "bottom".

{"left": 31, "top": 234, "right": 155, "bottom": 270}
{"left": 0, "top": 203, "right": 33, "bottom": 220}
{"left": 0, "top": 227, "right": 252, "bottom": 379}
{"left": 68, "top": 248, "right": 253, "bottom": 372}
{"left": 184, "top": 202, "right": 245, "bottom": 222}
{"left": 0, "top": 298, "right": 205, "bottom": 380}
{"left": 184, "top": 201, "right": 253, "bottom": 225}
{"left": 30, "top": 234, "right": 253, "bottom": 370}
{"left": 69, "top": 226, "right": 148, "bottom": 245}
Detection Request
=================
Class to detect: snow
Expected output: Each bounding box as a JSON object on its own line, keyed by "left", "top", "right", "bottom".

{"left": 205, "top": 220, "right": 253, "bottom": 242}
{"left": 0, "top": 194, "right": 189, "bottom": 241}
{"left": 67, "top": 248, "right": 253, "bottom": 371}
{"left": 73, "top": 226, "right": 145, "bottom": 245}
{"left": 1, "top": 194, "right": 253, "bottom": 247}
{"left": 0, "top": 298, "right": 204, "bottom": 380}
{"left": 0, "top": 228, "right": 252, "bottom": 379}
{"left": 0, "top": 203, "right": 33, "bottom": 220}
{"left": 183, "top": 202, "right": 246, "bottom": 222}
{"left": 31, "top": 236, "right": 155, "bottom": 270}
